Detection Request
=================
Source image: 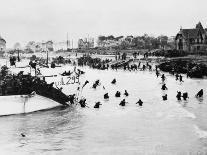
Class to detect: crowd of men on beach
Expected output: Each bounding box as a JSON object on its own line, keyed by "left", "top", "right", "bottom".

{"left": 77, "top": 55, "right": 111, "bottom": 70}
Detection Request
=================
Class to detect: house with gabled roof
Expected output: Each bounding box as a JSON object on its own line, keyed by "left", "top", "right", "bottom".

{"left": 175, "top": 22, "right": 207, "bottom": 51}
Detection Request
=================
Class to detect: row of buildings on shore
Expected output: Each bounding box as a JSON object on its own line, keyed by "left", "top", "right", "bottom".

{"left": 78, "top": 21, "right": 207, "bottom": 52}
{"left": 78, "top": 22, "right": 207, "bottom": 52}
{"left": 0, "top": 37, "right": 54, "bottom": 53}
{"left": 1, "top": 21, "right": 207, "bottom": 53}
{"left": 25, "top": 41, "right": 54, "bottom": 52}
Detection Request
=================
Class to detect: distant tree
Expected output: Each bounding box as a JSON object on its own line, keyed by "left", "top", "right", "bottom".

{"left": 115, "top": 36, "right": 124, "bottom": 41}
{"left": 125, "top": 36, "right": 133, "bottom": 43}
{"left": 120, "top": 40, "right": 128, "bottom": 50}
{"left": 158, "top": 35, "right": 168, "bottom": 49}
{"left": 132, "top": 37, "right": 144, "bottom": 49}
{"left": 107, "top": 35, "right": 115, "bottom": 40}
{"left": 96, "top": 34, "right": 170, "bottom": 50}
{"left": 150, "top": 37, "right": 160, "bottom": 49}
{"left": 98, "top": 36, "right": 106, "bottom": 41}
{"left": 14, "top": 42, "right": 21, "bottom": 50}
{"left": 26, "top": 41, "right": 36, "bottom": 53}
{"left": 140, "top": 34, "right": 151, "bottom": 49}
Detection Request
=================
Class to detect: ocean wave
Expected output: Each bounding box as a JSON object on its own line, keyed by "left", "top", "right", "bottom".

{"left": 166, "top": 107, "right": 196, "bottom": 119}
{"left": 194, "top": 125, "right": 207, "bottom": 138}
{"left": 180, "top": 109, "right": 196, "bottom": 119}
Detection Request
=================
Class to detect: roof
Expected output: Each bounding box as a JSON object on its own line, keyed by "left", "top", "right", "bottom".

{"left": 181, "top": 29, "right": 200, "bottom": 39}
{"left": 196, "top": 22, "right": 203, "bottom": 29}
{"left": 176, "top": 22, "right": 207, "bottom": 40}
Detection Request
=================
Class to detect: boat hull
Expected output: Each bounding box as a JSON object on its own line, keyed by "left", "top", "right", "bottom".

{"left": 0, "top": 94, "right": 61, "bottom": 116}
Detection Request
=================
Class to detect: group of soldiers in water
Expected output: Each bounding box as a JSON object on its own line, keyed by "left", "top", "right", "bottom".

{"left": 3, "top": 54, "right": 205, "bottom": 109}
{"left": 70, "top": 60, "right": 205, "bottom": 109}
{"left": 159, "top": 72, "right": 204, "bottom": 102}
{"left": 76, "top": 77, "right": 204, "bottom": 109}
{"left": 74, "top": 78, "right": 144, "bottom": 109}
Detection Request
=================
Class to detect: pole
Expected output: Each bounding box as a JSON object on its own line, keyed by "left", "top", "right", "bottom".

{"left": 46, "top": 49, "right": 49, "bottom": 67}
{"left": 17, "top": 49, "right": 20, "bottom": 62}
{"left": 72, "top": 40, "right": 73, "bottom": 52}
{"left": 67, "top": 33, "right": 69, "bottom": 51}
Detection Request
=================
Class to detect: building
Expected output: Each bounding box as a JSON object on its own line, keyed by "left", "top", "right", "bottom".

{"left": 175, "top": 22, "right": 207, "bottom": 51}
{"left": 45, "top": 40, "right": 53, "bottom": 51}
{"left": 0, "top": 35, "right": 6, "bottom": 52}
{"left": 78, "top": 38, "right": 94, "bottom": 49}
{"left": 97, "top": 36, "right": 124, "bottom": 48}
{"left": 25, "top": 40, "right": 54, "bottom": 52}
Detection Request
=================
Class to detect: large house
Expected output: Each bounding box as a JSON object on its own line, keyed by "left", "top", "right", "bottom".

{"left": 175, "top": 22, "right": 207, "bottom": 51}
{"left": 0, "top": 35, "right": 6, "bottom": 52}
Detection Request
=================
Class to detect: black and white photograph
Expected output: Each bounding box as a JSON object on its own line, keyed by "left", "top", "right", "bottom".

{"left": 0, "top": 0, "right": 207, "bottom": 154}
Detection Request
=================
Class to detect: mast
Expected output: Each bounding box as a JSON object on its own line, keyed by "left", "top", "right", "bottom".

{"left": 67, "top": 33, "right": 69, "bottom": 51}
{"left": 72, "top": 39, "right": 73, "bottom": 52}
{"left": 17, "top": 49, "right": 20, "bottom": 62}
{"left": 45, "top": 41, "right": 49, "bottom": 67}
{"left": 46, "top": 49, "right": 49, "bottom": 67}
{"left": 87, "top": 34, "right": 89, "bottom": 49}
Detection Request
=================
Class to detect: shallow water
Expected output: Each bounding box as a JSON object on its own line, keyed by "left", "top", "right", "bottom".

{"left": 0, "top": 63, "right": 207, "bottom": 154}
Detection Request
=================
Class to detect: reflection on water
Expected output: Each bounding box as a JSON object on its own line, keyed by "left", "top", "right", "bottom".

{"left": 0, "top": 65, "right": 207, "bottom": 154}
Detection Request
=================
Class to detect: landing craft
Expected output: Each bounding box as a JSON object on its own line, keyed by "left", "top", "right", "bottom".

{"left": 0, "top": 61, "right": 81, "bottom": 116}
{"left": 0, "top": 74, "right": 71, "bottom": 116}
{"left": 0, "top": 93, "right": 62, "bottom": 116}
{"left": 0, "top": 51, "right": 84, "bottom": 116}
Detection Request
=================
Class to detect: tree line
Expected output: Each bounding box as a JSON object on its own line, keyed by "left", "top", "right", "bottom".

{"left": 97, "top": 34, "right": 175, "bottom": 50}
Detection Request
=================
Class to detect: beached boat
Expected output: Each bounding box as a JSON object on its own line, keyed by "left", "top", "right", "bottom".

{"left": 0, "top": 65, "right": 72, "bottom": 116}
{"left": 0, "top": 93, "right": 61, "bottom": 116}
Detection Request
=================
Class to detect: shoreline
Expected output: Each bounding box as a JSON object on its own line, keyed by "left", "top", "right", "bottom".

{"left": 2, "top": 51, "right": 207, "bottom": 79}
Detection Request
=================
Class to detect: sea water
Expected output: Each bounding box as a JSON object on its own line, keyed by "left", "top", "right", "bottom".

{"left": 0, "top": 63, "right": 207, "bottom": 154}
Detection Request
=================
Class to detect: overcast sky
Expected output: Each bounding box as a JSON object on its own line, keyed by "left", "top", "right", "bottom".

{"left": 0, "top": 0, "right": 207, "bottom": 47}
